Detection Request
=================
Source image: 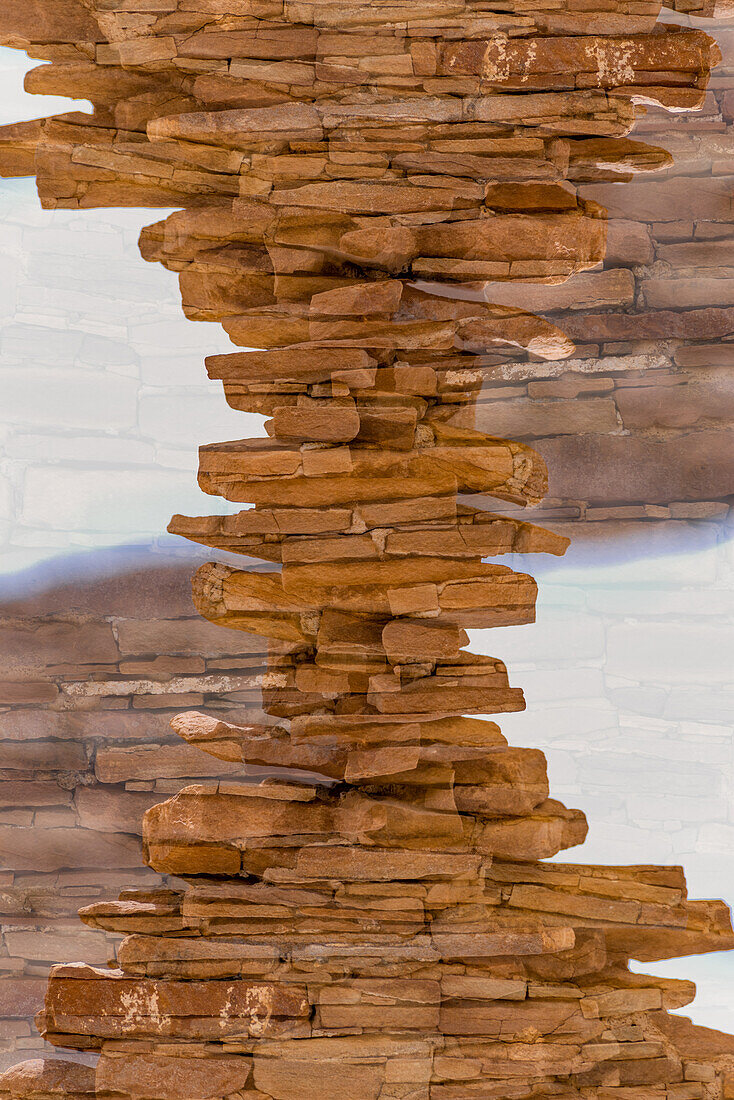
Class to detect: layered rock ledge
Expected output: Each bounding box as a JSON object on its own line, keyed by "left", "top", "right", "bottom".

{"left": 0, "top": 0, "right": 732, "bottom": 1097}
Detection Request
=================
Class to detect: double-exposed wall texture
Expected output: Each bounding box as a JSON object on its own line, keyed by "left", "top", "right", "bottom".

{"left": 0, "top": 1, "right": 733, "bottom": 1098}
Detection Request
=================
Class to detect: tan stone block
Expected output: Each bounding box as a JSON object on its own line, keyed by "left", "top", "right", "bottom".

{"left": 271, "top": 401, "right": 361, "bottom": 443}
{"left": 95, "top": 1052, "right": 253, "bottom": 1100}
{"left": 441, "top": 976, "right": 527, "bottom": 999}
{"left": 510, "top": 884, "right": 641, "bottom": 924}
{"left": 387, "top": 584, "right": 440, "bottom": 615}
{"left": 382, "top": 620, "right": 466, "bottom": 662}
{"left": 95, "top": 743, "right": 240, "bottom": 783}
{"left": 254, "top": 1057, "right": 383, "bottom": 1100}
{"left": 439, "top": 997, "right": 581, "bottom": 1039}
{"left": 42, "top": 965, "right": 310, "bottom": 1040}
{"left": 0, "top": 1059, "right": 95, "bottom": 1100}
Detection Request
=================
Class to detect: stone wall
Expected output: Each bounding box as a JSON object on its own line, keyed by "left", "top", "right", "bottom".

{"left": 0, "top": 550, "right": 267, "bottom": 1068}
{"left": 0, "top": 531, "right": 732, "bottom": 1068}
{"left": 447, "top": 19, "right": 734, "bottom": 531}
{"left": 0, "top": 1, "right": 732, "bottom": 1078}
{"left": 2, "top": 22, "right": 733, "bottom": 570}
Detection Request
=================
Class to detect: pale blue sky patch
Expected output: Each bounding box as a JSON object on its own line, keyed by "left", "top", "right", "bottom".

{"left": 0, "top": 46, "right": 93, "bottom": 125}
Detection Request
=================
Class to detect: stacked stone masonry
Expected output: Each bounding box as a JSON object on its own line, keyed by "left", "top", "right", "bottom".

{"left": 0, "top": 0, "right": 733, "bottom": 1098}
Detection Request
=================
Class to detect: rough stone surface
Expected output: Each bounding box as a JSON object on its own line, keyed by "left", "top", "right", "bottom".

{"left": 0, "top": 0, "right": 732, "bottom": 1098}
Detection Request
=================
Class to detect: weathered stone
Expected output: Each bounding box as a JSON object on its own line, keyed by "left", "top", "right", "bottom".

{"left": 0, "top": 1059, "right": 95, "bottom": 1100}
{"left": 95, "top": 1052, "right": 252, "bottom": 1100}
{"left": 0, "top": 827, "right": 142, "bottom": 872}
{"left": 0, "top": 1, "right": 729, "bottom": 1096}
{"left": 95, "top": 743, "right": 240, "bottom": 783}
{"left": 42, "top": 965, "right": 310, "bottom": 1041}
{"left": 540, "top": 429, "right": 734, "bottom": 505}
